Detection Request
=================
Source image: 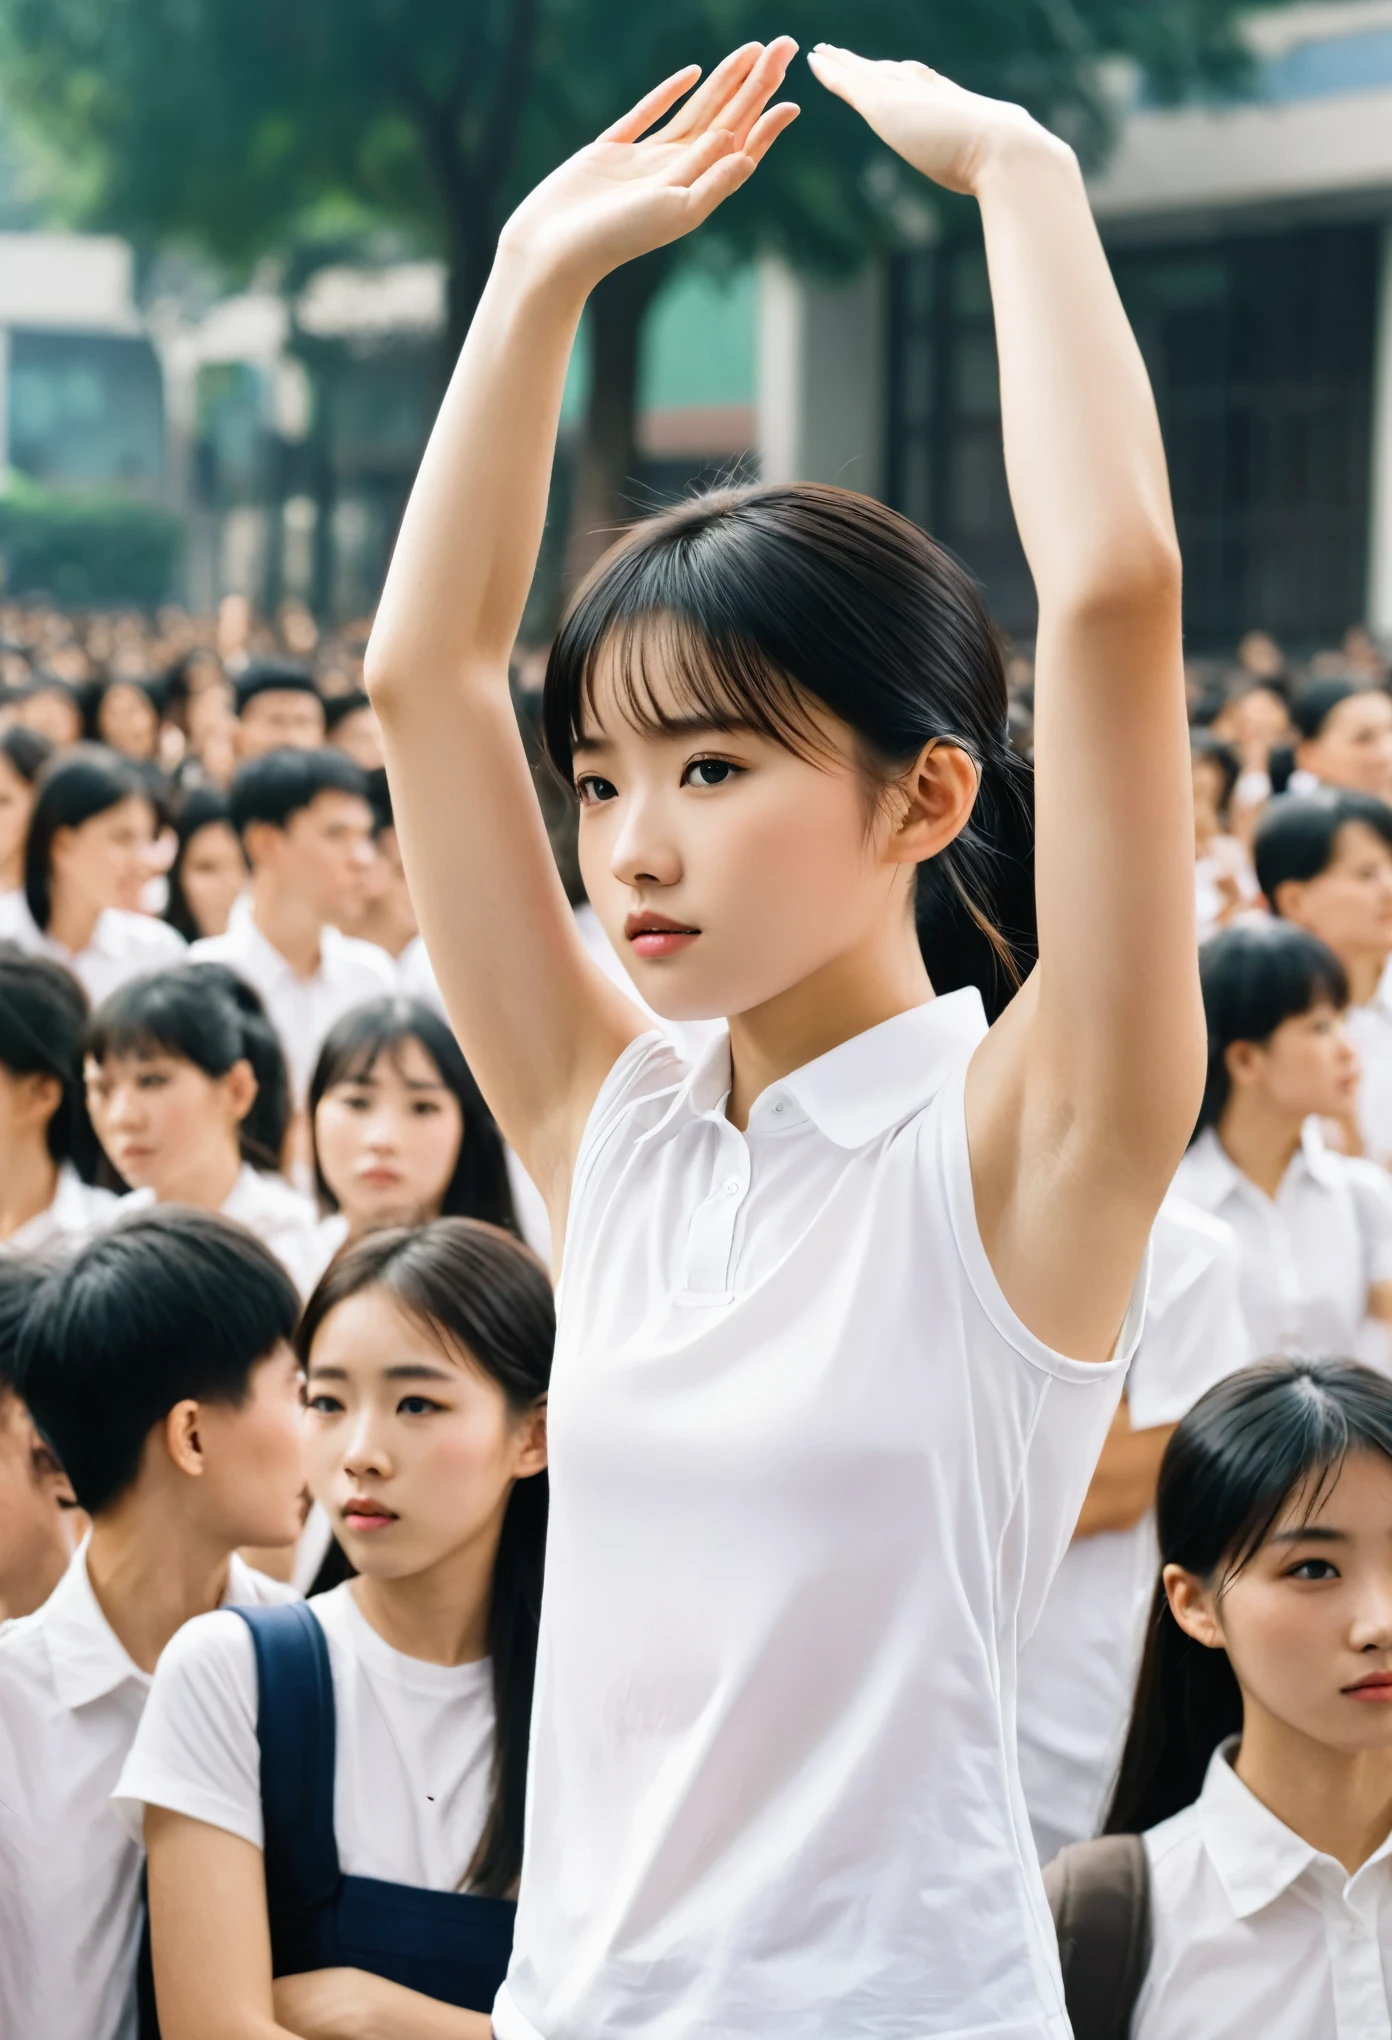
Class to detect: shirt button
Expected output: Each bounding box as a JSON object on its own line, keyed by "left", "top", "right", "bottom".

{"left": 724, "top": 1179, "right": 740, "bottom": 1196}
{"left": 772, "top": 1101, "right": 785, "bottom": 1114}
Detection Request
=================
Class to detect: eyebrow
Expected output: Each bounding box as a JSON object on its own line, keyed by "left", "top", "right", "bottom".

{"left": 1269, "top": 1526, "right": 1348, "bottom": 1544}
{"left": 308, "top": 1363, "right": 457, "bottom": 1383}
{"left": 572, "top": 713, "right": 761, "bottom": 755}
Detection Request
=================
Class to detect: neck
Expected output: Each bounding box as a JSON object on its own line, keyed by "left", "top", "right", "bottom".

{"left": 252, "top": 872, "right": 324, "bottom": 980}
{"left": 353, "top": 887, "right": 416, "bottom": 960}
{"left": 0, "top": 1133, "right": 59, "bottom": 1241}
{"left": 46, "top": 885, "right": 101, "bottom": 956}
{"left": 349, "top": 1515, "right": 503, "bottom": 1667}
{"left": 1346, "top": 949, "right": 1388, "bottom": 1009}
{"left": 0, "top": 848, "right": 20, "bottom": 893}
{"left": 85, "top": 1499, "right": 234, "bottom": 1674}
{"left": 1235, "top": 1700, "right": 1392, "bottom": 1874}
{"left": 152, "top": 1138, "right": 242, "bottom": 1214}
{"left": 1217, "top": 1093, "right": 1305, "bottom": 1200}
{"left": 725, "top": 900, "right": 931, "bottom": 1130}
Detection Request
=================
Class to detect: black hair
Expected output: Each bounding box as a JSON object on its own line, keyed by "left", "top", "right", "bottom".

{"left": 1291, "top": 676, "right": 1363, "bottom": 742}
{"left": 164, "top": 785, "right": 245, "bottom": 942}
{"left": 234, "top": 660, "right": 322, "bottom": 716}
{"left": 86, "top": 963, "right": 291, "bottom": 1172}
{"left": 1107, "top": 1358, "right": 1392, "bottom": 1834}
{"left": 15, "top": 1206, "right": 300, "bottom": 1515}
{"left": 1194, "top": 919, "right": 1348, "bottom": 1135}
{"left": 229, "top": 745, "right": 368, "bottom": 838}
{"left": 296, "top": 1219, "right": 552, "bottom": 1897}
{"left": 23, "top": 743, "right": 153, "bottom": 931}
{"left": 542, "top": 484, "right": 1036, "bottom": 1021}
{"left": 1190, "top": 731, "right": 1240, "bottom": 822}
{"left": 364, "top": 764, "right": 393, "bottom": 836}
{"left": 0, "top": 941, "right": 101, "bottom": 1176}
{"left": 308, "top": 996, "right": 516, "bottom": 1231}
{"left": 324, "top": 689, "right": 372, "bottom": 733}
{"left": 1255, "top": 790, "right": 1392, "bottom": 908}
{"left": 0, "top": 1256, "right": 44, "bottom": 1399}
{"left": 0, "top": 723, "right": 54, "bottom": 787}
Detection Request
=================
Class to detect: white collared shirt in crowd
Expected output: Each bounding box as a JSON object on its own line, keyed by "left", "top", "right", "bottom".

{"left": 0, "top": 1539, "right": 294, "bottom": 2040}
{"left": 1017, "top": 1195, "right": 1250, "bottom": 1863}
{"left": 1348, "top": 958, "right": 1392, "bottom": 1168}
{"left": 189, "top": 911, "right": 396, "bottom": 1103}
{"left": 1173, "top": 1120, "right": 1392, "bottom": 1367}
{"left": 1136, "top": 1739, "right": 1392, "bottom": 2040}
{"left": 493, "top": 996, "right": 1145, "bottom": 2040}
{"left": 0, "top": 1162, "right": 120, "bottom": 1260}
{"left": 121, "top": 1162, "right": 323, "bottom": 1298}
{"left": 0, "top": 889, "right": 186, "bottom": 1006}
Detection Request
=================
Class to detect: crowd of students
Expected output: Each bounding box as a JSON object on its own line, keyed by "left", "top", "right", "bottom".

{"left": 4, "top": 35, "right": 1392, "bottom": 2040}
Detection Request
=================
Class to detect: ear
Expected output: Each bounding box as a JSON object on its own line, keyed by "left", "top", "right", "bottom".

{"left": 1224, "top": 1038, "right": 1263, "bottom": 1091}
{"left": 1163, "top": 1562, "right": 1226, "bottom": 1651}
{"left": 513, "top": 1395, "right": 548, "bottom": 1480}
{"left": 49, "top": 822, "right": 76, "bottom": 875}
{"left": 240, "top": 819, "right": 279, "bottom": 872}
{"left": 1272, "top": 878, "right": 1308, "bottom": 925}
{"left": 1294, "top": 737, "right": 1318, "bottom": 774}
{"left": 885, "top": 741, "right": 980, "bottom": 868}
{"left": 222, "top": 1057, "right": 259, "bottom": 1128}
{"left": 162, "top": 1400, "right": 207, "bottom": 1481}
{"left": 15, "top": 1069, "right": 62, "bottom": 1131}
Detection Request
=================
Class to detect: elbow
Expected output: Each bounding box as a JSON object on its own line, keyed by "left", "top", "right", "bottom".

{"left": 1058, "top": 526, "right": 1183, "bottom": 633}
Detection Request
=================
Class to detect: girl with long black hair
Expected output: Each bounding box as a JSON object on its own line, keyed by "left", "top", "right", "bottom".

{"left": 119, "top": 1219, "right": 552, "bottom": 2040}
{"left": 0, "top": 942, "right": 115, "bottom": 1254}
{"left": 365, "top": 40, "right": 1201, "bottom": 2038}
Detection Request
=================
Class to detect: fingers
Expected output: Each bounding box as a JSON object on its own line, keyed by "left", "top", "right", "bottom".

{"left": 705, "top": 35, "right": 799, "bottom": 151}
{"left": 659, "top": 43, "right": 762, "bottom": 141}
{"left": 683, "top": 148, "right": 759, "bottom": 226}
{"left": 601, "top": 65, "right": 703, "bottom": 144}
{"left": 666, "top": 126, "right": 739, "bottom": 193}
{"left": 743, "top": 101, "right": 801, "bottom": 167}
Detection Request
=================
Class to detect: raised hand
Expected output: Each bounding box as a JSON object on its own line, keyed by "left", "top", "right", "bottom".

{"left": 498, "top": 40, "right": 800, "bottom": 295}
{"left": 807, "top": 44, "right": 1052, "bottom": 196}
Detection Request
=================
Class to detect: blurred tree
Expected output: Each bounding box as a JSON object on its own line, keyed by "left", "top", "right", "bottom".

{"left": 0, "top": 0, "right": 1261, "bottom": 578}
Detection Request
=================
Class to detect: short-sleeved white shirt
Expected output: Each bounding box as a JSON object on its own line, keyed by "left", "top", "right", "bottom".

{"left": 1016, "top": 1196, "right": 1250, "bottom": 1856}
{"left": 0, "top": 1541, "right": 293, "bottom": 2040}
{"left": 1348, "top": 960, "right": 1392, "bottom": 1168}
{"left": 1136, "top": 1741, "right": 1392, "bottom": 2040}
{"left": 0, "top": 1162, "right": 119, "bottom": 1259}
{"left": 113, "top": 1582, "right": 496, "bottom": 1891}
{"left": 494, "top": 996, "right": 1144, "bottom": 2040}
{"left": 0, "top": 889, "right": 186, "bottom": 1006}
{"left": 1173, "top": 1121, "right": 1392, "bottom": 1366}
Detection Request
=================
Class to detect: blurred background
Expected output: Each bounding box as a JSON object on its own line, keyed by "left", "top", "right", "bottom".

{"left": 0, "top": 0, "right": 1382, "bottom": 672}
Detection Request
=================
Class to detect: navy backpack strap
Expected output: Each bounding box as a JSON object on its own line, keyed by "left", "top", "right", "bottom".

{"left": 232, "top": 1602, "right": 341, "bottom": 1927}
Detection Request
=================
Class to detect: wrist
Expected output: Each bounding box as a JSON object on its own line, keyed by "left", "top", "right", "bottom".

{"left": 970, "top": 118, "right": 1078, "bottom": 203}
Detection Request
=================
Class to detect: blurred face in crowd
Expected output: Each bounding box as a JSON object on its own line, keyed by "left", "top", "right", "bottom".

{"left": 1167, "top": 1449, "right": 1392, "bottom": 1761}
{"left": 314, "top": 1038, "right": 463, "bottom": 1233}
{"left": 0, "top": 1386, "right": 74, "bottom": 1622}
{"left": 97, "top": 681, "right": 159, "bottom": 763}
{"left": 247, "top": 790, "right": 376, "bottom": 927}
{"left": 329, "top": 703, "right": 385, "bottom": 773}
{"left": 0, "top": 749, "right": 37, "bottom": 887}
{"left": 1299, "top": 692, "right": 1392, "bottom": 800}
{"left": 1192, "top": 753, "right": 1230, "bottom": 847}
{"left": 15, "top": 683, "right": 82, "bottom": 748}
{"left": 86, "top": 1047, "right": 255, "bottom": 1204}
{"left": 238, "top": 688, "right": 326, "bottom": 759}
{"left": 159, "top": 1339, "right": 306, "bottom": 1550}
{"left": 51, "top": 794, "right": 158, "bottom": 921}
{"left": 1222, "top": 998, "right": 1359, "bottom": 1129}
{"left": 178, "top": 819, "right": 247, "bottom": 939}
{"left": 1275, "top": 822, "right": 1392, "bottom": 976}
{"left": 303, "top": 1285, "right": 545, "bottom": 1585}
{"left": 1219, "top": 684, "right": 1292, "bottom": 768}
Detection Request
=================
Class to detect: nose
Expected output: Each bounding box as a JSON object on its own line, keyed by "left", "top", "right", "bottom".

{"left": 1349, "top": 1574, "right": 1392, "bottom": 1655}
{"left": 362, "top": 1106, "right": 398, "bottom": 1155}
{"left": 608, "top": 785, "right": 682, "bottom": 891}
{"left": 106, "top": 1083, "right": 144, "bottom": 1130}
{"left": 349, "top": 835, "right": 375, "bottom": 873}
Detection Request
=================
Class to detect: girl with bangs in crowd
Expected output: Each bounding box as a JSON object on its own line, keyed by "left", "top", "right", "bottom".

{"left": 0, "top": 725, "right": 53, "bottom": 899}
{"left": 361, "top": 33, "right": 1202, "bottom": 2040}
{"left": 0, "top": 944, "right": 116, "bottom": 1256}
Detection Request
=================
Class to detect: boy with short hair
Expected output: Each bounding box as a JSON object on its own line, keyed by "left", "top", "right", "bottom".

{"left": 0, "top": 1256, "right": 74, "bottom": 1623}
{"left": 0, "top": 1208, "right": 306, "bottom": 2040}
{"left": 233, "top": 660, "right": 326, "bottom": 759}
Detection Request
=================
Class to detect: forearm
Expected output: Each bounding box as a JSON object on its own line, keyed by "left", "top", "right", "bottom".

{"left": 272, "top": 1969, "right": 490, "bottom": 2040}
{"left": 1074, "top": 1418, "right": 1174, "bottom": 1539}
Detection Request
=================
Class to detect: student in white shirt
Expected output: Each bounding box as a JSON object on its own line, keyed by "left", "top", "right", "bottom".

{"left": 1174, "top": 920, "right": 1392, "bottom": 1367}
{"left": 365, "top": 41, "right": 1200, "bottom": 2040}
{"left": 0, "top": 723, "right": 53, "bottom": 896}
{"left": 1017, "top": 1193, "right": 1250, "bottom": 1865}
{"left": 1047, "top": 1358, "right": 1392, "bottom": 2040}
{"left": 189, "top": 746, "right": 396, "bottom": 1103}
{"left": 0, "top": 945, "right": 118, "bottom": 1256}
{"left": 120, "top": 1217, "right": 552, "bottom": 2040}
{"left": 0, "top": 1258, "right": 76, "bottom": 1621}
{"left": 0, "top": 744, "right": 186, "bottom": 1003}
{"left": 1291, "top": 676, "right": 1392, "bottom": 802}
{"left": 162, "top": 785, "right": 248, "bottom": 942}
{"left": 1254, "top": 789, "right": 1392, "bottom": 1164}
{"left": 233, "top": 660, "right": 326, "bottom": 761}
{"left": 83, "top": 962, "right": 322, "bottom": 1296}
{"left": 0, "top": 1208, "right": 305, "bottom": 2040}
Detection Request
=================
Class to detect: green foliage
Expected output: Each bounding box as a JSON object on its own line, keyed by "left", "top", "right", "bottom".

{"left": 0, "top": 472, "right": 181, "bottom": 606}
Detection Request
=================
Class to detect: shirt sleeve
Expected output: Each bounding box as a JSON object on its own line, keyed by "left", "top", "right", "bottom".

{"left": 1126, "top": 1223, "right": 1251, "bottom": 1432}
{"left": 1348, "top": 1159, "right": 1392, "bottom": 1288}
{"left": 111, "top": 1609, "right": 264, "bottom": 1850}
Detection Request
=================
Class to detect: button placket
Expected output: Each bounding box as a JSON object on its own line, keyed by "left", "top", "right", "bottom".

{"left": 679, "top": 1123, "right": 750, "bottom": 1302}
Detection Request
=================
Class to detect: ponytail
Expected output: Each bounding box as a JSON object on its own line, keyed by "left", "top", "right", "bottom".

{"left": 1103, "top": 1578, "right": 1243, "bottom": 1835}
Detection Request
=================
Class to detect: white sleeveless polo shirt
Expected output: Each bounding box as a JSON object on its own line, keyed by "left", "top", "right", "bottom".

{"left": 494, "top": 992, "right": 1142, "bottom": 2040}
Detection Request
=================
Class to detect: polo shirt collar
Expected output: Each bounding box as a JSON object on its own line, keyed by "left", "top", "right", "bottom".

{"left": 1182, "top": 1120, "right": 1341, "bottom": 1207}
{"left": 41, "top": 1540, "right": 148, "bottom": 1711}
{"left": 1196, "top": 1740, "right": 1316, "bottom": 1918}
{"left": 1296, "top": 1115, "right": 1345, "bottom": 1189}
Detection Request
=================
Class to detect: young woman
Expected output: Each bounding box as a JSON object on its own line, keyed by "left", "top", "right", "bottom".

{"left": 1086, "top": 1359, "right": 1392, "bottom": 2039}
{"left": 163, "top": 785, "right": 248, "bottom": 941}
{"left": 119, "top": 1218, "right": 552, "bottom": 2040}
{"left": 1191, "top": 732, "right": 1257, "bottom": 943}
{"left": 0, "top": 943, "right": 116, "bottom": 1254}
{"left": 1173, "top": 919, "right": 1392, "bottom": 1368}
{"left": 91, "top": 675, "right": 161, "bottom": 764}
{"left": 0, "top": 725, "right": 54, "bottom": 896}
{"left": 84, "top": 963, "right": 322, "bottom": 1295}
{"left": 0, "top": 744, "right": 185, "bottom": 1002}
{"left": 364, "top": 41, "right": 1201, "bottom": 2037}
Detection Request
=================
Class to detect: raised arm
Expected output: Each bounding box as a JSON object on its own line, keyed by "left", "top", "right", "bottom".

{"left": 365, "top": 44, "right": 798, "bottom": 1221}
{"left": 811, "top": 50, "right": 1204, "bottom": 1360}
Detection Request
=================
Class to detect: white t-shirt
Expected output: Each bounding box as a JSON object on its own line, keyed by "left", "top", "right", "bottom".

{"left": 1173, "top": 1122, "right": 1392, "bottom": 1367}
{"left": 0, "top": 890, "right": 186, "bottom": 1006}
{"left": 0, "top": 1162, "right": 119, "bottom": 1260}
{"left": 1136, "top": 1741, "right": 1392, "bottom": 2040}
{"left": 123, "top": 1163, "right": 323, "bottom": 1298}
{"left": 0, "top": 1542, "right": 293, "bottom": 2040}
{"left": 494, "top": 999, "right": 1145, "bottom": 2040}
{"left": 1347, "top": 958, "right": 1392, "bottom": 1168}
{"left": 114, "top": 1582, "right": 496, "bottom": 1893}
{"left": 1016, "top": 1196, "right": 1250, "bottom": 1859}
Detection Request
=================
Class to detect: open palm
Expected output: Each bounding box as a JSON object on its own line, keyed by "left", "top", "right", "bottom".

{"left": 807, "top": 45, "right": 1043, "bottom": 196}
{"left": 499, "top": 40, "right": 799, "bottom": 293}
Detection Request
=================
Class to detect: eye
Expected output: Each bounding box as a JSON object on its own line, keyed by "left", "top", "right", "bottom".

{"left": 575, "top": 773, "right": 618, "bottom": 805}
{"left": 397, "top": 1395, "right": 445, "bottom": 1417}
{"left": 1287, "top": 1557, "right": 1340, "bottom": 1581}
{"left": 136, "top": 1071, "right": 169, "bottom": 1090}
{"left": 306, "top": 1393, "right": 345, "bottom": 1415}
{"left": 410, "top": 1099, "right": 443, "bottom": 1117}
{"left": 682, "top": 757, "right": 740, "bottom": 789}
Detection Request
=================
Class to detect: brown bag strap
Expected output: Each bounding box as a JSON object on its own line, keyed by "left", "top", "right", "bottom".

{"left": 1043, "top": 1834, "right": 1152, "bottom": 2040}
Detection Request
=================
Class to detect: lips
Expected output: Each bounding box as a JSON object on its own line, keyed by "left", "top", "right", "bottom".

{"left": 342, "top": 1495, "right": 399, "bottom": 1534}
{"left": 1343, "top": 1671, "right": 1392, "bottom": 1698}
{"left": 624, "top": 911, "right": 700, "bottom": 959}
